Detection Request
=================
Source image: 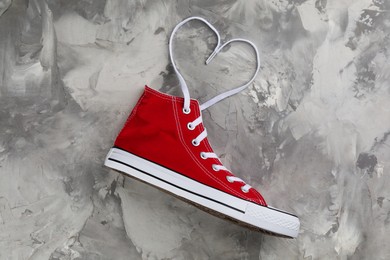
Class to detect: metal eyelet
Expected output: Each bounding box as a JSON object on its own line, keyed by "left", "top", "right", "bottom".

{"left": 192, "top": 139, "right": 199, "bottom": 146}
{"left": 212, "top": 164, "right": 219, "bottom": 171}
{"left": 200, "top": 152, "right": 207, "bottom": 159}
{"left": 226, "top": 176, "right": 234, "bottom": 183}
{"left": 187, "top": 122, "right": 194, "bottom": 130}
{"left": 241, "top": 187, "right": 249, "bottom": 193}
{"left": 183, "top": 107, "right": 191, "bottom": 114}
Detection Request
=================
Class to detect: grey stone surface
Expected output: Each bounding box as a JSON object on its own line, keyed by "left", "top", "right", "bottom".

{"left": 0, "top": 0, "right": 11, "bottom": 17}
{"left": 1, "top": 0, "right": 389, "bottom": 259}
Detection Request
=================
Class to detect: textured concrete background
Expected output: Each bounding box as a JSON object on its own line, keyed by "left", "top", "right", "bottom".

{"left": 0, "top": 0, "right": 390, "bottom": 259}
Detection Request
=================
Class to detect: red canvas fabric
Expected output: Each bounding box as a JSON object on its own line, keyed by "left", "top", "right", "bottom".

{"left": 114, "top": 85, "right": 267, "bottom": 206}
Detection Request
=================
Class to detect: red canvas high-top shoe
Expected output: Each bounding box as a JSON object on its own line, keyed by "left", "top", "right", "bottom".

{"left": 105, "top": 17, "right": 300, "bottom": 238}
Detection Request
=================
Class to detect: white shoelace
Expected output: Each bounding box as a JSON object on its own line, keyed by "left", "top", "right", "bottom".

{"left": 187, "top": 115, "right": 252, "bottom": 193}
{"left": 169, "top": 17, "right": 260, "bottom": 112}
{"left": 170, "top": 16, "right": 260, "bottom": 193}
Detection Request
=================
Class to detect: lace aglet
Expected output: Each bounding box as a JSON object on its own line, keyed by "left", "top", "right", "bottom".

{"left": 206, "top": 50, "right": 218, "bottom": 65}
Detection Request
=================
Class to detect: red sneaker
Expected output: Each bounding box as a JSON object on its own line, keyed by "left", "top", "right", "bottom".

{"left": 104, "top": 17, "right": 300, "bottom": 238}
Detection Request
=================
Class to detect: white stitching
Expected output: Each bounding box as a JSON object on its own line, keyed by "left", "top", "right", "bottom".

{"left": 126, "top": 90, "right": 146, "bottom": 123}
{"left": 146, "top": 87, "right": 187, "bottom": 102}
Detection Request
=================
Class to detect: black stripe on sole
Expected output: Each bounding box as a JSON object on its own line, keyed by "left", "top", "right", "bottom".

{"left": 112, "top": 146, "right": 298, "bottom": 219}
{"left": 108, "top": 157, "right": 245, "bottom": 214}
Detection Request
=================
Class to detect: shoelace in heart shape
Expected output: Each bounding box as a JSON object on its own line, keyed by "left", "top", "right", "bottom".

{"left": 169, "top": 16, "right": 261, "bottom": 193}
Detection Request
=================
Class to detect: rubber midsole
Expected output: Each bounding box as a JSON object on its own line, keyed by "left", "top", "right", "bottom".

{"left": 104, "top": 148, "right": 300, "bottom": 237}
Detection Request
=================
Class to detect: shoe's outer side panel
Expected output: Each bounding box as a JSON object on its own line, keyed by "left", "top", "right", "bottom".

{"left": 114, "top": 86, "right": 267, "bottom": 206}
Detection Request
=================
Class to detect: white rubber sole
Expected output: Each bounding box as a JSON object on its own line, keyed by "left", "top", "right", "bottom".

{"left": 104, "top": 148, "right": 300, "bottom": 238}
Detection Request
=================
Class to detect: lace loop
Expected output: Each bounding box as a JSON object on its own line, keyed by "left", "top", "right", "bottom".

{"left": 201, "top": 152, "right": 218, "bottom": 159}
{"left": 169, "top": 16, "right": 260, "bottom": 112}
{"left": 189, "top": 116, "right": 203, "bottom": 128}
{"left": 241, "top": 185, "right": 251, "bottom": 193}
{"left": 169, "top": 17, "right": 221, "bottom": 112}
{"left": 193, "top": 129, "right": 207, "bottom": 145}
{"left": 199, "top": 38, "right": 260, "bottom": 111}
{"left": 212, "top": 164, "right": 228, "bottom": 171}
